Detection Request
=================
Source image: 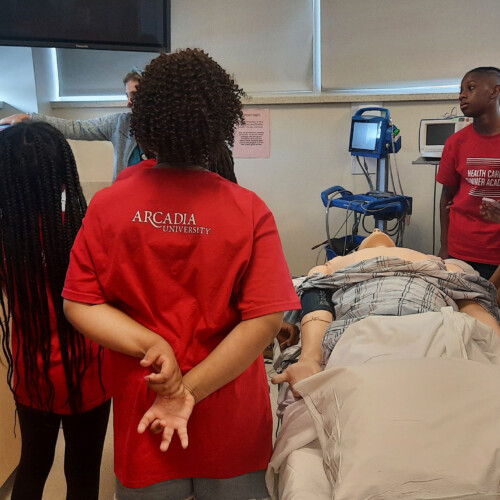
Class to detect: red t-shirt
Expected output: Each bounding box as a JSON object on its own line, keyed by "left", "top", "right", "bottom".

{"left": 12, "top": 295, "right": 111, "bottom": 415}
{"left": 437, "top": 125, "right": 500, "bottom": 265}
{"left": 9, "top": 215, "right": 111, "bottom": 415}
{"left": 63, "top": 163, "right": 300, "bottom": 487}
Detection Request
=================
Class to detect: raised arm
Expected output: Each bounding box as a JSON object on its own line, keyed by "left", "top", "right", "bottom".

{"left": 0, "top": 112, "right": 117, "bottom": 141}
{"left": 31, "top": 113, "right": 117, "bottom": 141}
{"left": 438, "top": 184, "right": 459, "bottom": 259}
{"left": 0, "top": 113, "right": 30, "bottom": 125}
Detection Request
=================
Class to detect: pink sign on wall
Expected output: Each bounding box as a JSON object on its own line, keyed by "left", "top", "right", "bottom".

{"left": 233, "top": 109, "right": 270, "bottom": 158}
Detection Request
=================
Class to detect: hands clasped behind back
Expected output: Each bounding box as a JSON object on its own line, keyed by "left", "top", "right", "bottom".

{"left": 138, "top": 340, "right": 194, "bottom": 452}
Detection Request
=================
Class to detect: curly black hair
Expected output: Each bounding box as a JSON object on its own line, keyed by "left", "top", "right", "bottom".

{"left": 130, "top": 48, "right": 245, "bottom": 182}
{"left": 0, "top": 122, "right": 104, "bottom": 413}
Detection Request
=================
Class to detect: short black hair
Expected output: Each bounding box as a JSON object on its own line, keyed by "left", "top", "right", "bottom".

{"left": 466, "top": 66, "right": 500, "bottom": 81}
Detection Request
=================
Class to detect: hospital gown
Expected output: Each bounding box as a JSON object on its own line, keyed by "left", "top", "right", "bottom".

{"left": 296, "top": 256, "right": 499, "bottom": 362}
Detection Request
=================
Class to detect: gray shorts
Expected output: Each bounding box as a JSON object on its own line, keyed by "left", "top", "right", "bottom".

{"left": 115, "top": 470, "right": 270, "bottom": 500}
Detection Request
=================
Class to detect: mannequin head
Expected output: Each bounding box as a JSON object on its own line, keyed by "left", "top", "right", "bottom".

{"left": 357, "top": 229, "right": 395, "bottom": 250}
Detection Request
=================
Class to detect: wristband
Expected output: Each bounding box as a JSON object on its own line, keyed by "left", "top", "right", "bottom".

{"left": 300, "top": 316, "right": 331, "bottom": 328}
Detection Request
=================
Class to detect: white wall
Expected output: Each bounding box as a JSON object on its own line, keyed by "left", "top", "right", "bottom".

{"left": 0, "top": 46, "right": 38, "bottom": 112}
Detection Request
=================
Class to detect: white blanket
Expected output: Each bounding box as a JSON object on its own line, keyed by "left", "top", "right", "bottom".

{"left": 266, "top": 307, "right": 500, "bottom": 499}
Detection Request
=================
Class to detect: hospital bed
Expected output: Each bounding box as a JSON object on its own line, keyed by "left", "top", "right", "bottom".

{"left": 266, "top": 298, "right": 500, "bottom": 499}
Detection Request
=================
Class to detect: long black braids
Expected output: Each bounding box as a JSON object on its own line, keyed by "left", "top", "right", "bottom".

{"left": 0, "top": 122, "right": 103, "bottom": 413}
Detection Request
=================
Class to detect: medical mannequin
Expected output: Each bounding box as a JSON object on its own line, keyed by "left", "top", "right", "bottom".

{"left": 273, "top": 230, "right": 500, "bottom": 393}
{"left": 309, "top": 229, "right": 454, "bottom": 275}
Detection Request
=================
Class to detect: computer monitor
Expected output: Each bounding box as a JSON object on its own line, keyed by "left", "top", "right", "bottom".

{"left": 349, "top": 107, "right": 400, "bottom": 159}
{"left": 419, "top": 117, "right": 472, "bottom": 159}
{"left": 350, "top": 121, "right": 381, "bottom": 153}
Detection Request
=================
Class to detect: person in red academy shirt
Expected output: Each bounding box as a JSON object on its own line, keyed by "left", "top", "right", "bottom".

{"left": 437, "top": 66, "right": 500, "bottom": 279}
{"left": 63, "top": 48, "right": 300, "bottom": 500}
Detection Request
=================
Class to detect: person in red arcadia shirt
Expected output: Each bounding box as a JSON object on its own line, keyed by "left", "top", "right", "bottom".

{"left": 0, "top": 122, "right": 111, "bottom": 500}
{"left": 437, "top": 66, "right": 500, "bottom": 279}
{"left": 63, "top": 48, "right": 300, "bottom": 500}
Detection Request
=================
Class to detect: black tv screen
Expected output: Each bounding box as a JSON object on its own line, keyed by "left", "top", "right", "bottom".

{"left": 0, "top": 0, "right": 170, "bottom": 52}
{"left": 426, "top": 123, "right": 456, "bottom": 146}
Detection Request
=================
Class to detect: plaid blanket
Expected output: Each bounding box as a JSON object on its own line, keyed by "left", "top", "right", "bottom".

{"left": 297, "top": 256, "right": 499, "bottom": 361}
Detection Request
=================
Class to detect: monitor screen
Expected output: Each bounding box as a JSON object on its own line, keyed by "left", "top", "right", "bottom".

{"left": 426, "top": 123, "right": 456, "bottom": 145}
{"left": 0, "top": 0, "right": 170, "bottom": 52}
{"left": 350, "top": 121, "right": 381, "bottom": 152}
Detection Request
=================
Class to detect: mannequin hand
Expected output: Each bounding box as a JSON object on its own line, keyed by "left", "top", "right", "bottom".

{"left": 0, "top": 113, "right": 30, "bottom": 125}
{"left": 276, "top": 321, "right": 300, "bottom": 350}
{"left": 137, "top": 389, "right": 195, "bottom": 452}
{"left": 271, "top": 357, "right": 322, "bottom": 397}
{"left": 140, "top": 341, "right": 184, "bottom": 398}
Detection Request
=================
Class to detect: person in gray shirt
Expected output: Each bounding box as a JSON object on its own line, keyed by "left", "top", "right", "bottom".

{"left": 0, "top": 70, "right": 145, "bottom": 181}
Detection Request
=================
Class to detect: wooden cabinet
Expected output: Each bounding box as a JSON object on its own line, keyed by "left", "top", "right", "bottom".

{"left": 0, "top": 359, "right": 20, "bottom": 486}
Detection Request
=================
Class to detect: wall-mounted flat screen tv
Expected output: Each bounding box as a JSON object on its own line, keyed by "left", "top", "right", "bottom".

{"left": 0, "top": 0, "right": 170, "bottom": 52}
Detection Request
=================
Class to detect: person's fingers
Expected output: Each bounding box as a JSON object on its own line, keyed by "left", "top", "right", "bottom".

{"left": 140, "top": 345, "right": 168, "bottom": 369}
{"left": 140, "top": 357, "right": 154, "bottom": 367}
{"left": 137, "top": 410, "right": 155, "bottom": 433}
{"left": 150, "top": 419, "right": 164, "bottom": 434}
{"left": 160, "top": 427, "right": 175, "bottom": 452}
{"left": 177, "top": 427, "right": 189, "bottom": 449}
{"left": 140, "top": 351, "right": 164, "bottom": 368}
{"left": 280, "top": 339, "right": 292, "bottom": 349}
{"left": 144, "top": 372, "right": 168, "bottom": 383}
{"left": 271, "top": 371, "right": 289, "bottom": 385}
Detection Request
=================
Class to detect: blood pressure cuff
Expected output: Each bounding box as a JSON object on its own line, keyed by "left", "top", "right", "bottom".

{"left": 300, "top": 288, "right": 334, "bottom": 320}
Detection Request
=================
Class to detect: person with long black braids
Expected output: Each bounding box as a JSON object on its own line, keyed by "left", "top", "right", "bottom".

{"left": 62, "top": 49, "right": 299, "bottom": 500}
{"left": 0, "top": 122, "right": 111, "bottom": 500}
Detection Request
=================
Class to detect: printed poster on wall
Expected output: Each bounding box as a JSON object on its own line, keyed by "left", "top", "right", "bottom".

{"left": 233, "top": 109, "right": 270, "bottom": 158}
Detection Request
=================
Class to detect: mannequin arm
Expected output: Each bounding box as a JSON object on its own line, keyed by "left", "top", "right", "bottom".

{"left": 271, "top": 309, "right": 332, "bottom": 392}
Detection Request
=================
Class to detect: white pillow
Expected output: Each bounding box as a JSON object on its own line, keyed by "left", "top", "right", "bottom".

{"left": 296, "top": 358, "right": 500, "bottom": 499}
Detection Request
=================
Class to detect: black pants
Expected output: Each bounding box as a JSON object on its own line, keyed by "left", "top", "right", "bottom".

{"left": 449, "top": 256, "right": 497, "bottom": 280}
{"left": 12, "top": 399, "right": 111, "bottom": 500}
